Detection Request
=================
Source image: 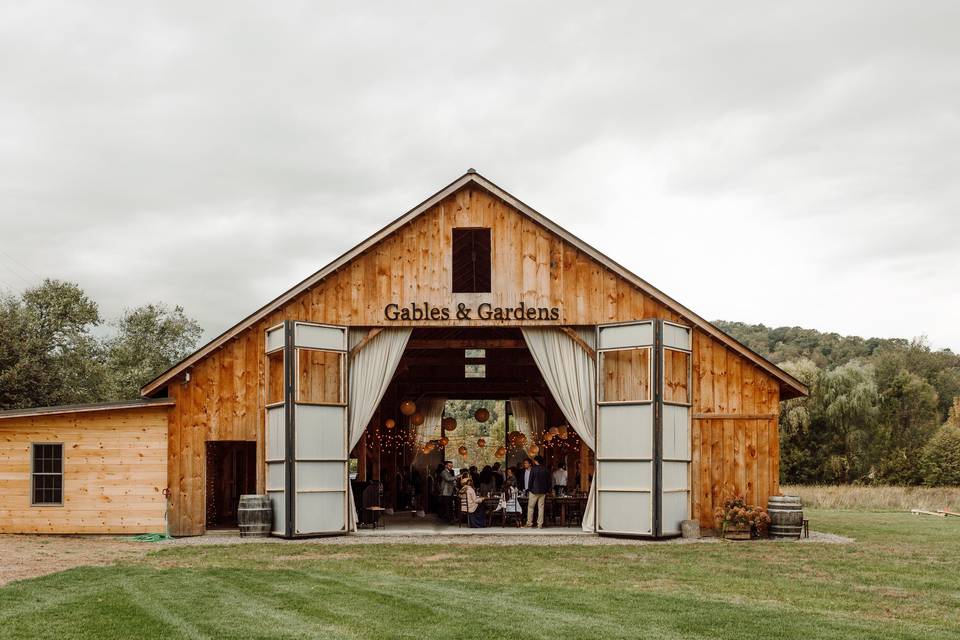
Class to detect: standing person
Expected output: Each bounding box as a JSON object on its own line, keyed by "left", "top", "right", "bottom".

{"left": 438, "top": 461, "right": 456, "bottom": 522}
{"left": 479, "top": 465, "right": 496, "bottom": 495}
{"left": 552, "top": 463, "right": 568, "bottom": 496}
{"left": 491, "top": 462, "right": 505, "bottom": 491}
{"left": 519, "top": 458, "right": 532, "bottom": 493}
{"left": 469, "top": 465, "right": 481, "bottom": 488}
{"left": 524, "top": 456, "right": 552, "bottom": 528}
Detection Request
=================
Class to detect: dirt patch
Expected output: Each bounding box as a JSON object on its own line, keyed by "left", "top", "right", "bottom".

{"left": 0, "top": 535, "right": 151, "bottom": 586}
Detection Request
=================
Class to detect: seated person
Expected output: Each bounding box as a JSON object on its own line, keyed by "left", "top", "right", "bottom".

{"left": 458, "top": 477, "right": 486, "bottom": 528}
{"left": 497, "top": 477, "right": 522, "bottom": 515}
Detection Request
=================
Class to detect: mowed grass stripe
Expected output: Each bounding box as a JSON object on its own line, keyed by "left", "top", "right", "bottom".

{"left": 0, "top": 511, "right": 957, "bottom": 639}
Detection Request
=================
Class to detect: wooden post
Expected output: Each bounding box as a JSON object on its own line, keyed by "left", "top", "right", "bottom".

{"left": 580, "top": 441, "right": 590, "bottom": 492}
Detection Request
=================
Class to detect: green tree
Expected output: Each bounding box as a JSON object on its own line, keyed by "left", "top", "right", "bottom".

{"left": 778, "top": 358, "right": 823, "bottom": 483}
{"left": 919, "top": 398, "right": 960, "bottom": 486}
{"left": 0, "top": 280, "right": 107, "bottom": 409}
{"left": 103, "top": 304, "right": 203, "bottom": 400}
{"left": 871, "top": 369, "right": 939, "bottom": 484}
{"left": 0, "top": 282, "right": 203, "bottom": 408}
{"left": 817, "top": 362, "right": 879, "bottom": 483}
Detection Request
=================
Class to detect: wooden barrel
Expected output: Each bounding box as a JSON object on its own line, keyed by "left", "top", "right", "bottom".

{"left": 237, "top": 494, "right": 272, "bottom": 537}
{"left": 767, "top": 495, "right": 803, "bottom": 539}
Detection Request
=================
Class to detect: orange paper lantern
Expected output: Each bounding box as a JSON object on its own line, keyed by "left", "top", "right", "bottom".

{"left": 400, "top": 401, "right": 417, "bottom": 416}
{"left": 494, "top": 446, "right": 506, "bottom": 459}
{"left": 457, "top": 445, "right": 468, "bottom": 457}
{"left": 384, "top": 418, "right": 396, "bottom": 430}
{"left": 410, "top": 412, "right": 425, "bottom": 426}
{"left": 439, "top": 436, "right": 449, "bottom": 446}
{"left": 477, "top": 438, "right": 486, "bottom": 448}
{"left": 474, "top": 408, "right": 490, "bottom": 423}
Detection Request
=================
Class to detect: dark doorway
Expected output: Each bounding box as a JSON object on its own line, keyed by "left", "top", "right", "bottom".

{"left": 206, "top": 441, "right": 257, "bottom": 528}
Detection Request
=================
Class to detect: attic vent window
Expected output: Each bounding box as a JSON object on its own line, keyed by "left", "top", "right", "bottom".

{"left": 452, "top": 228, "right": 491, "bottom": 293}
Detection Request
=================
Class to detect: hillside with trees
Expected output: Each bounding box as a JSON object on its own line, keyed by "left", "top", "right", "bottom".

{"left": 716, "top": 321, "right": 960, "bottom": 486}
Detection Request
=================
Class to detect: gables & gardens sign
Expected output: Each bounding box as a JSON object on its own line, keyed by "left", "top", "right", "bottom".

{"left": 383, "top": 302, "right": 560, "bottom": 322}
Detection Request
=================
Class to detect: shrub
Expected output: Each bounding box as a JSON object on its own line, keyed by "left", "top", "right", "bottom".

{"left": 714, "top": 495, "right": 770, "bottom": 535}
{"left": 920, "top": 423, "right": 960, "bottom": 486}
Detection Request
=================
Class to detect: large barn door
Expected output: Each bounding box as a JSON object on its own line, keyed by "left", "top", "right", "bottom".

{"left": 265, "top": 321, "right": 349, "bottom": 538}
{"left": 595, "top": 320, "right": 691, "bottom": 537}
{"left": 660, "top": 321, "right": 692, "bottom": 536}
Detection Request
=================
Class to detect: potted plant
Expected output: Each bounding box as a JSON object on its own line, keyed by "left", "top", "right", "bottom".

{"left": 715, "top": 495, "right": 771, "bottom": 540}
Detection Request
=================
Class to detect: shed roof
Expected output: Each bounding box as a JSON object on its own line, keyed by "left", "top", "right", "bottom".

{"left": 141, "top": 170, "right": 808, "bottom": 399}
{"left": 0, "top": 398, "right": 175, "bottom": 421}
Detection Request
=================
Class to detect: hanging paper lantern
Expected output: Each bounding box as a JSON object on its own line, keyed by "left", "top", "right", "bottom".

{"left": 410, "top": 412, "right": 425, "bottom": 426}
{"left": 439, "top": 436, "right": 449, "bottom": 447}
{"left": 457, "top": 445, "right": 468, "bottom": 457}
{"left": 494, "top": 446, "right": 506, "bottom": 459}
{"left": 477, "top": 438, "right": 486, "bottom": 448}
{"left": 441, "top": 416, "right": 457, "bottom": 431}
{"left": 549, "top": 426, "right": 560, "bottom": 436}
{"left": 528, "top": 444, "right": 540, "bottom": 457}
{"left": 400, "top": 401, "right": 417, "bottom": 416}
{"left": 384, "top": 418, "right": 396, "bottom": 430}
{"left": 558, "top": 426, "right": 569, "bottom": 439}
{"left": 511, "top": 432, "right": 527, "bottom": 446}
{"left": 474, "top": 408, "right": 490, "bottom": 423}
{"left": 544, "top": 432, "right": 554, "bottom": 442}
{"left": 421, "top": 444, "right": 432, "bottom": 454}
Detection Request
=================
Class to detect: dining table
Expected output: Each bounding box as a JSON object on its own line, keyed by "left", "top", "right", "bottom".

{"left": 477, "top": 494, "right": 588, "bottom": 527}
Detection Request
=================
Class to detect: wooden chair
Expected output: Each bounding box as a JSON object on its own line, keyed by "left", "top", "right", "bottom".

{"left": 565, "top": 499, "right": 583, "bottom": 527}
{"left": 458, "top": 493, "right": 469, "bottom": 528}
{"left": 501, "top": 507, "right": 522, "bottom": 527}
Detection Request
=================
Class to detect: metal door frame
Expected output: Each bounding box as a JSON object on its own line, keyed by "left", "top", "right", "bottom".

{"left": 594, "top": 319, "right": 692, "bottom": 538}
{"left": 265, "top": 320, "right": 349, "bottom": 538}
{"left": 594, "top": 319, "right": 659, "bottom": 537}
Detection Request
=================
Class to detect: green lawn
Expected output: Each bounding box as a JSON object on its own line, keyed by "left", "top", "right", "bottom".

{"left": 1, "top": 511, "right": 958, "bottom": 639}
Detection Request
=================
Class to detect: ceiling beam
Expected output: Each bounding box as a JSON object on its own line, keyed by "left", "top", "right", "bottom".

{"left": 405, "top": 339, "right": 527, "bottom": 350}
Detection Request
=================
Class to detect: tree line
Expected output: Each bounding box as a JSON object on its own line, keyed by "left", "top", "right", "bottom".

{"left": 716, "top": 321, "right": 960, "bottom": 486}
{"left": 0, "top": 279, "right": 202, "bottom": 409}
{"left": 3, "top": 281, "right": 958, "bottom": 486}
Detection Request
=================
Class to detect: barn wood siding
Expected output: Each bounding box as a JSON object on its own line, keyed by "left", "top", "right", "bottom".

{"left": 164, "top": 186, "right": 781, "bottom": 534}
{"left": 690, "top": 330, "right": 781, "bottom": 528}
{"left": 0, "top": 407, "right": 168, "bottom": 534}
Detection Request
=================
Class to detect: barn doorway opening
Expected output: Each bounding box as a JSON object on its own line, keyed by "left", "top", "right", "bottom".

{"left": 350, "top": 327, "right": 594, "bottom": 531}
{"left": 206, "top": 441, "right": 257, "bottom": 529}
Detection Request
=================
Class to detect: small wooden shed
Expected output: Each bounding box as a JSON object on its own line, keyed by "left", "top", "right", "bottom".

{"left": 0, "top": 400, "right": 171, "bottom": 534}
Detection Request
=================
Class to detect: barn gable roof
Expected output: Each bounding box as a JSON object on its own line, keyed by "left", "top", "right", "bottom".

{"left": 141, "top": 170, "right": 808, "bottom": 399}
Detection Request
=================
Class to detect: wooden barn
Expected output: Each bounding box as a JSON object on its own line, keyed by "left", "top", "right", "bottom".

{"left": 0, "top": 171, "right": 806, "bottom": 537}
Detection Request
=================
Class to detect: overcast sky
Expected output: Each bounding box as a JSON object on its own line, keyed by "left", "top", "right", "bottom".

{"left": 1, "top": 2, "right": 958, "bottom": 351}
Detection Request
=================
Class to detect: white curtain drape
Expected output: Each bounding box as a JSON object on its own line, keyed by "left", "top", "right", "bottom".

{"left": 415, "top": 397, "right": 447, "bottom": 447}
{"left": 521, "top": 327, "right": 597, "bottom": 532}
{"left": 509, "top": 396, "right": 546, "bottom": 440}
{"left": 347, "top": 328, "right": 412, "bottom": 530}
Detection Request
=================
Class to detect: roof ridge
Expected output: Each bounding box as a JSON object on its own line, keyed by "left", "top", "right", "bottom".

{"left": 140, "top": 171, "right": 807, "bottom": 399}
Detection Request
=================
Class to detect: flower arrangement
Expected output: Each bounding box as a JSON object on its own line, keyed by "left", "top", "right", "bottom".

{"left": 715, "top": 495, "right": 771, "bottom": 539}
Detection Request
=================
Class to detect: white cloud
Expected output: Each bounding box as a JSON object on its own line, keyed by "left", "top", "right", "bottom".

{"left": 0, "top": 0, "right": 957, "bottom": 350}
